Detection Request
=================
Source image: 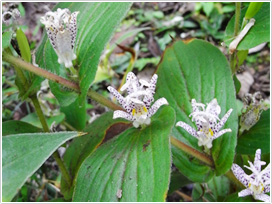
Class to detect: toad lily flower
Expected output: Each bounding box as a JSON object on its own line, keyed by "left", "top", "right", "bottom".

{"left": 232, "top": 149, "right": 270, "bottom": 202}
{"left": 176, "top": 99, "right": 233, "bottom": 149}
{"left": 108, "top": 72, "right": 168, "bottom": 128}
{"left": 40, "top": 8, "right": 79, "bottom": 68}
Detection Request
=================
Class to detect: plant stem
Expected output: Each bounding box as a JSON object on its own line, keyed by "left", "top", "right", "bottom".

{"left": 30, "top": 94, "right": 72, "bottom": 187}
{"left": 230, "top": 2, "right": 241, "bottom": 73}
{"left": 3, "top": 52, "right": 79, "bottom": 91}
{"left": 175, "top": 191, "right": 193, "bottom": 202}
{"left": 170, "top": 136, "right": 214, "bottom": 167}
{"left": 225, "top": 170, "right": 245, "bottom": 189}
{"left": 87, "top": 89, "right": 123, "bottom": 111}
{"left": 31, "top": 95, "right": 50, "bottom": 132}
{"left": 3, "top": 52, "right": 123, "bottom": 111}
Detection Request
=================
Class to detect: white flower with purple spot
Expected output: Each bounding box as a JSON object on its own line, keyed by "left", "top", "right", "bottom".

{"left": 231, "top": 149, "right": 270, "bottom": 202}
{"left": 176, "top": 99, "right": 233, "bottom": 149}
{"left": 108, "top": 72, "right": 168, "bottom": 128}
{"left": 40, "top": 8, "right": 79, "bottom": 68}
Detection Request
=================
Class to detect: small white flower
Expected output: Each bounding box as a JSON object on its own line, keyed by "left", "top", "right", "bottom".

{"left": 232, "top": 149, "right": 270, "bottom": 202}
{"left": 176, "top": 99, "right": 233, "bottom": 149}
{"left": 108, "top": 72, "right": 168, "bottom": 128}
{"left": 40, "top": 8, "right": 79, "bottom": 68}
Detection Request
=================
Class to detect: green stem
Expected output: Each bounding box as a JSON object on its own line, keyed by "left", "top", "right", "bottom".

{"left": 30, "top": 94, "right": 72, "bottom": 187}
{"left": 87, "top": 89, "right": 123, "bottom": 111}
{"left": 3, "top": 52, "right": 123, "bottom": 111}
{"left": 170, "top": 136, "right": 214, "bottom": 167}
{"left": 3, "top": 52, "right": 79, "bottom": 90}
{"left": 69, "top": 66, "right": 78, "bottom": 76}
{"left": 31, "top": 95, "right": 50, "bottom": 132}
{"left": 230, "top": 2, "right": 241, "bottom": 73}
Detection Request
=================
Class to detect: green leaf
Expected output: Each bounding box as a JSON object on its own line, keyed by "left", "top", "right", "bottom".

{"left": 2, "top": 120, "right": 42, "bottom": 136}
{"left": 73, "top": 106, "right": 175, "bottom": 201}
{"left": 202, "top": 2, "right": 214, "bottom": 17}
{"left": 237, "top": 109, "right": 270, "bottom": 155}
{"left": 16, "top": 28, "right": 31, "bottom": 63}
{"left": 233, "top": 74, "right": 241, "bottom": 94}
{"left": 168, "top": 171, "right": 192, "bottom": 195}
{"left": 60, "top": 97, "right": 86, "bottom": 131}
{"left": 155, "top": 39, "right": 238, "bottom": 179}
{"left": 2, "top": 131, "right": 83, "bottom": 202}
{"left": 61, "top": 111, "right": 130, "bottom": 199}
{"left": 224, "top": 192, "right": 254, "bottom": 202}
{"left": 224, "top": 3, "right": 270, "bottom": 50}
{"left": 20, "top": 112, "right": 65, "bottom": 129}
{"left": 2, "top": 31, "right": 13, "bottom": 50}
{"left": 245, "top": 2, "right": 263, "bottom": 20}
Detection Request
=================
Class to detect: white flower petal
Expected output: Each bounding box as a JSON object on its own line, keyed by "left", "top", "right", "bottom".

{"left": 254, "top": 193, "right": 270, "bottom": 202}
{"left": 215, "top": 108, "right": 233, "bottom": 131}
{"left": 68, "top": 11, "right": 79, "bottom": 49}
{"left": 254, "top": 149, "right": 266, "bottom": 172}
{"left": 113, "top": 110, "right": 134, "bottom": 121}
{"left": 238, "top": 189, "right": 252, "bottom": 197}
{"left": 206, "top": 98, "right": 221, "bottom": 116}
{"left": 107, "top": 86, "right": 132, "bottom": 113}
{"left": 147, "top": 97, "right": 168, "bottom": 117}
{"left": 176, "top": 121, "right": 198, "bottom": 138}
{"left": 231, "top": 164, "right": 249, "bottom": 187}
{"left": 213, "top": 128, "right": 232, "bottom": 139}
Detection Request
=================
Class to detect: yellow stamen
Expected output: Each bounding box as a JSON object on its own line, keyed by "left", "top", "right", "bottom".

{"left": 50, "top": 27, "right": 54, "bottom": 31}
{"left": 132, "top": 109, "right": 136, "bottom": 116}
{"left": 143, "top": 106, "right": 148, "bottom": 112}
{"left": 209, "top": 128, "right": 214, "bottom": 136}
{"left": 248, "top": 183, "right": 251, "bottom": 187}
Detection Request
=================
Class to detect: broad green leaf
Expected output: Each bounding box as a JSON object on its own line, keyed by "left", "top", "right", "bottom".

{"left": 2, "top": 120, "right": 41, "bottom": 136}
{"left": 2, "top": 131, "right": 83, "bottom": 202}
{"left": 20, "top": 112, "right": 65, "bottom": 129}
{"left": 233, "top": 75, "right": 241, "bottom": 94}
{"left": 2, "top": 31, "right": 13, "bottom": 49}
{"left": 61, "top": 111, "right": 130, "bottom": 199}
{"left": 245, "top": 2, "right": 263, "bottom": 20}
{"left": 36, "top": 2, "right": 132, "bottom": 130}
{"left": 224, "top": 3, "right": 270, "bottom": 50}
{"left": 155, "top": 39, "right": 238, "bottom": 179}
{"left": 60, "top": 98, "right": 86, "bottom": 131}
{"left": 16, "top": 28, "right": 31, "bottom": 62}
{"left": 237, "top": 109, "right": 270, "bottom": 155}
{"left": 73, "top": 106, "right": 175, "bottom": 202}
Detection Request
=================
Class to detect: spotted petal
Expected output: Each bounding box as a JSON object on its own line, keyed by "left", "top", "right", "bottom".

{"left": 254, "top": 193, "right": 270, "bottom": 202}
{"left": 108, "top": 86, "right": 131, "bottom": 113}
{"left": 176, "top": 121, "right": 198, "bottom": 138}
{"left": 143, "top": 74, "right": 157, "bottom": 109}
{"left": 113, "top": 110, "right": 134, "bottom": 121}
{"left": 231, "top": 164, "right": 249, "bottom": 187}
{"left": 147, "top": 97, "right": 168, "bottom": 117}
{"left": 215, "top": 109, "right": 233, "bottom": 131}
{"left": 238, "top": 188, "right": 252, "bottom": 197}
{"left": 213, "top": 128, "right": 232, "bottom": 139}
{"left": 68, "top": 11, "right": 79, "bottom": 49}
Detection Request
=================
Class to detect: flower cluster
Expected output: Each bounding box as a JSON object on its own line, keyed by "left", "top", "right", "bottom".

{"left": 232, "top": 149, "right": 270, "bottom": 202}
{"left": 176, "top": 99, "right": 233, "bottom": 149}
{"left": 108, "top": 72, "right": 168, "bottom": 128}
{"left": 40, "top": 8, "right": 79, "bottom": 68}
